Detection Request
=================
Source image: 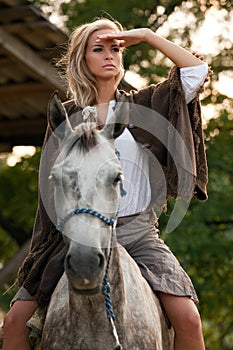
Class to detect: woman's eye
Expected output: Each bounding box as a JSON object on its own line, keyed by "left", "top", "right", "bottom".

{"left": 93, "top": 48, "right": 102, "bottom": 52}
{"left": 112, "top": 47, "right": 120, "bottom": 52}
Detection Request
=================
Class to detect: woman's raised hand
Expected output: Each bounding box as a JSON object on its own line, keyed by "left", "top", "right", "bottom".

{"left": 96, "top": 28, "right": 150, "bottom": 48}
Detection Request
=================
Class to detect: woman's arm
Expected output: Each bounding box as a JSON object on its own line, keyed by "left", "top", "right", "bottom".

{"left": 96, "top": 28, "right": 204, "bottom": 68}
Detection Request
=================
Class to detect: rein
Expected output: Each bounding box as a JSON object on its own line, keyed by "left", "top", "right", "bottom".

{"left": 56, "top": 208, "right": 122, "bottom": 350}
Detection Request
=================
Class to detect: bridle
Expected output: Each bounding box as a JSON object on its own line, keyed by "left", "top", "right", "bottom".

{"left": 56, "top": 208, "right": 122, "bottom": 350}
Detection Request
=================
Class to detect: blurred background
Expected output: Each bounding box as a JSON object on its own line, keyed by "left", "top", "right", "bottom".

{"left": 0, "top": 0, "right": 232, "bottom": 348}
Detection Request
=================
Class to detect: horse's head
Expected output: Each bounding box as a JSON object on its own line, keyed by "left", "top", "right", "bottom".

{"left": 48, "top": 92, "right": 128, "bottom": 295}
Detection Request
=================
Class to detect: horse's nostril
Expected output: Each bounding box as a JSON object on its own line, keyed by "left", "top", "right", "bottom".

{"left": 98, "top": 253, "right": 104, "bottom": 269}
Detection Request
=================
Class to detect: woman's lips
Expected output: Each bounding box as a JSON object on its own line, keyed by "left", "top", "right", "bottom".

{"left": 102, "top": 64, "right": 115, "bottom": 68}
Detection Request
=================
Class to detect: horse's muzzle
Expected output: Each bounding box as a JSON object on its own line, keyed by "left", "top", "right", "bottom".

{"left": 65, "top": 242, "right": 106, "bottom": 293}
{"left": 70, "top": 283, "right": 101, "bottom": 295}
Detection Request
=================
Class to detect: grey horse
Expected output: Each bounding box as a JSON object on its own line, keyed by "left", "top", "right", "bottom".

{"left": 38, "top": 93, "right": 174, "bottom": 350}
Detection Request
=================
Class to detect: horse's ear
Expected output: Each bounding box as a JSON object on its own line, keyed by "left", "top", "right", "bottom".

{"left": 101, "top": 100, "right": 129, "bottom": 140}
{"left": 48, "top": 91, "right": 73, "bottom": 139}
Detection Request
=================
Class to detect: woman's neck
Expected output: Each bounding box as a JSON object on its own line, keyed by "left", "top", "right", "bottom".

{"left": 96, "top": 79, "right": 116, "bottom": 104}
{"left": 94, "top": 79, "right": 117, "bottom": 125}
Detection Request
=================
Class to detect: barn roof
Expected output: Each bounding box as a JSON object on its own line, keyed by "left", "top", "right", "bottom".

{"left": 0, "top": 0, "right": 68, "bottom": 152}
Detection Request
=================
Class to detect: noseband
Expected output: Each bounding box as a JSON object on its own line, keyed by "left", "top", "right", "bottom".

{"left": 56, "top": 208, "right": 122, "bottom": 350}
{"left": 56, "top": 207, "right": 116, "bottom": 232}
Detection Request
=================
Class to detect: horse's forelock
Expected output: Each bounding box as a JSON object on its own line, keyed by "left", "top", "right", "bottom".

{"left": 68, "top": 122, "right": 99, "bottom": 152}
{"left": 80, "top": 128, "right": 98, "bottom": 151}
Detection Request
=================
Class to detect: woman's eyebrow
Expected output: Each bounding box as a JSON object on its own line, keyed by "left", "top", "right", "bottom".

{"left": 91, "top": 43, "right": 103, "bottom": 47}
{"left": 90, "top": 42, "right": 120, "bottom": 48}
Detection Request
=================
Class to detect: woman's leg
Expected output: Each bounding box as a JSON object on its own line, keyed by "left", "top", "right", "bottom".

{"left": 158, "top": 292, "right": 205, "bottom": 350}
{"left": 117, "top": 212, "right": 205, "bottom": 349}
{"left": 2, "top": 299, "right": 38, "bottom": 350}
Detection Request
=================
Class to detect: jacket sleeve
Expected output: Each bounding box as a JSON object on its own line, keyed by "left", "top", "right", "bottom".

{"left": 17, "top": 125, "right": 67, "bottom": 308}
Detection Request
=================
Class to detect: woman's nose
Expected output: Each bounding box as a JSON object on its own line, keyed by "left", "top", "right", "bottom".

{"left": 105, "top": 51, "right": 113, "bottom": 60}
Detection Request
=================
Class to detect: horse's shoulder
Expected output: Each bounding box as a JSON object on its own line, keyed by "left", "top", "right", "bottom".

{"left": 118, "top": 244, "right": 154, "bottom": 295}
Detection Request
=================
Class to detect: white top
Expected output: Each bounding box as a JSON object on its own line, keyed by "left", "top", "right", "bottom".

{"left": 107, "top": 63, "right": 208, "bottom": 217}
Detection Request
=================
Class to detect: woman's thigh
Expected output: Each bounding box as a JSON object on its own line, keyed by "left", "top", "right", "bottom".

{"left": 118, "top": 217, "right": 198, "bottom": 302}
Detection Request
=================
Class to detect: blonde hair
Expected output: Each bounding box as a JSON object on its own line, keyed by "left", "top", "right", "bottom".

{"left": 59, "top": 18, "right": 125, "bottom": 108}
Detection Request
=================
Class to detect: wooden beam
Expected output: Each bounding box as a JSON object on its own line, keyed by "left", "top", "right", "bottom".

{"left": 0, "top": 143, "right": 12, "bottom": 153}
{"left": 1, "top": 0, "right": 25, "bottom": 7}
{"left": 0, "top": 4, "right": 42, "bottom": 24}
{"left": 2, "top": 20, "right": 68, "bottom": 43}
{"left": 0, "top": 135, "right": 45, "bottom": 149}
{"left": 0, "top": 82, "right": 54, "bottom": 100}
{"left": 0, "top": 118, "right": 47, "bottom": 137}
{"left": 0, "top": 26, "right": 66, "bottom": 93}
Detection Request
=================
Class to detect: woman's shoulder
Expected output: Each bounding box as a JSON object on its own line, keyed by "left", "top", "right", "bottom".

{"left": 117, "top": 78, "right": 175, "bottom": 108}
{"left": 117, "top": 84, "right": 159, "bottom": 105}
{"left": 117, "top": 66, "right": 182, "bottom": 102}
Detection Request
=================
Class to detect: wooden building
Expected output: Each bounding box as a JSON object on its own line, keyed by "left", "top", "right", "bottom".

{"left": 0, "top": 0, "right": 68, "bottom": 152}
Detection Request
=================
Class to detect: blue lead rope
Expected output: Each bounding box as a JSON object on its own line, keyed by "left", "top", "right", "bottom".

{"left": 115, "top": 149, "right": 127, "bottom": 198}
{"left": 102, "top": 220, "right": 116, "bottom": 322}
{"left": 102, "top": 224, "right": 122, "bottom": 349}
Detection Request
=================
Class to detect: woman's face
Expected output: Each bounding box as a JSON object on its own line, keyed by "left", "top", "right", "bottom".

{"left": 85, "top": 29, "right": 122, "bottom": 82}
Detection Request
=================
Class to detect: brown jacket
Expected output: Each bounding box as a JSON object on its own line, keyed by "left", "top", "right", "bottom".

{"left": 17, "top": 67, "right": 208, "bottom": 307}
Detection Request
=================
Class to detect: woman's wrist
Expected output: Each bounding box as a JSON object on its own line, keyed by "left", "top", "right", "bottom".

{"left": 143, "top": 28, "right": 155, "bottom": 43}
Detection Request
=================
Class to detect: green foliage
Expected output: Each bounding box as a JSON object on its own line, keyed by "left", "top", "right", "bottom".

{"left": 0, "top": 149, "right": 40, "bottom": 257}
{"left": 160, "top": 105, "right": 233, "bottom": 349}
{"left": 0, "top": 228, "right": 18, "bottom": 263}
{"left": 0, "top": 149, "right": 40, "bottom": 310}
{"left": 0, "top": 277, "right": 18, "bottom": 311}
{"left": 0, "top": 158, "right": 37, "bottom": 230}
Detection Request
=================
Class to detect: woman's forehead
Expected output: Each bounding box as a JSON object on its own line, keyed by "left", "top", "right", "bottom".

{"left": 87, "top": 29, "right": 118, "bottom": 46}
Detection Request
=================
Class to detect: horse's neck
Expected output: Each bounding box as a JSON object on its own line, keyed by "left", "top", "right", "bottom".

{"left": 109, "top": 245, "right": 125, "bottom": 296}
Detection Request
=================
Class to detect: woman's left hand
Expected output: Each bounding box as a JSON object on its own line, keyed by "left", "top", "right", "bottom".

{"left": 96, "top": 28, "right": 149, "bottom": 48}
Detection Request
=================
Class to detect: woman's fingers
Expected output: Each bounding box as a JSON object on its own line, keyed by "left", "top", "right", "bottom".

{"left": 96, "top": 29, "right": 147, "bottom": 47}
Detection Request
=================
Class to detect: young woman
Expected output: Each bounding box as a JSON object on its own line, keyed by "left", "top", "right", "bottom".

{"left": 2, "top": 18, "right": 209, "bottom": 350}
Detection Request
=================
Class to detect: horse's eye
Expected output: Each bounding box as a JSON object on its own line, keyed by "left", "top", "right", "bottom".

{"left": 114, "top": 173, "right": 123, "bottom": 184}
{"left": 49, "top": 171, "right": 58, "bottom": 183}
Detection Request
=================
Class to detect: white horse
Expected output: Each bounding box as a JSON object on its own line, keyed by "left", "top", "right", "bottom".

{"left": 39, "top": 93, "right": 174, "bottom": 349}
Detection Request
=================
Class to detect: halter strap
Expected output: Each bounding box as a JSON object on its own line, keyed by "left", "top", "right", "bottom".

{"left": 56, "top": 207, "right": 116, "bottom": 232}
